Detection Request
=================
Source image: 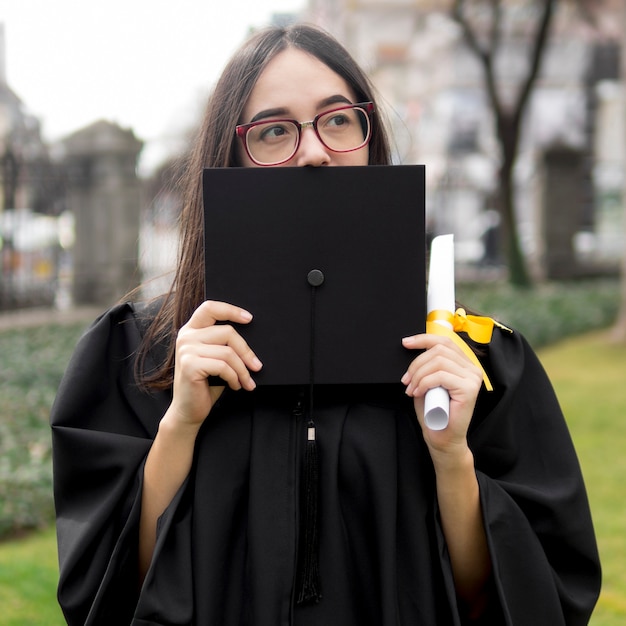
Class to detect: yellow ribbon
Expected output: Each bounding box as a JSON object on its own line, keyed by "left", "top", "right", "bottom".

{"left": 425, "top": 308, "right": 509, "bottom": 392}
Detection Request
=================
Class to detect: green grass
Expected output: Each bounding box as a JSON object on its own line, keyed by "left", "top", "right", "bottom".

{"left": 0, "top": 328, "right": 624, "bottom": 623}
{"left": 539, "top": 330, "right": 626, "bottom": 625}
{"left": 0, "top": 527, "right": 65, "bottom": 625}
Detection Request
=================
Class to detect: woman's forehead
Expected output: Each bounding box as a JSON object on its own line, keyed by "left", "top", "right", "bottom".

{"left": 241, "top": 48, "right": 358, "bottom": 122}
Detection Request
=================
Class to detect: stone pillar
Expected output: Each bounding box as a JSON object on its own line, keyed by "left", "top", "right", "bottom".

{"left": 540, "top": 147, "right": 586, "bottom": 280}
{"left": 62, "top": 120, "right": 143, "bottom": 305}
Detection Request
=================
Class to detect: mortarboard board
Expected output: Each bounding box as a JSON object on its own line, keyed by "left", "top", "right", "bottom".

{"left": 203, "top": 165, "right": 425, "bottom": 386}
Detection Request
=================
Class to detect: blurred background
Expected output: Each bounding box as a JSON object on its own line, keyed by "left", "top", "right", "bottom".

{"left": 0, "top": 2, "right": 625, "bottom": 624}
{"left": 0, "top": 0, "right": 624, "bottom": 309}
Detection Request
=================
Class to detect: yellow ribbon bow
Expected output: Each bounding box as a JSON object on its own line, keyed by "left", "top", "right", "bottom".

{"left": 425, "top": 308, "right": 510, "bottom": 392}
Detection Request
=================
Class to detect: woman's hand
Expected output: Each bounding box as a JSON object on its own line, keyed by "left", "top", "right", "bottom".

{"left": 401, "top": 333, "right": 483, "bottom": 463}
{"left": 168, "top": 300, "right": 263, "bottom": 427}
{"left": 141, "top": 299, "right": 261, "bottom": 580}
{"left": 401, "top": 333, "right": 492, "bottom": 614}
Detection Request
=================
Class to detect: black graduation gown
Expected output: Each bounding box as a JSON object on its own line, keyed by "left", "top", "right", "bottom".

{"left": 50, "top": 302, "right": 601, "bottom": 625}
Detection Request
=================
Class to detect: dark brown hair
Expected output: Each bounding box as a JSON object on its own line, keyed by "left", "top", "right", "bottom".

{"left": 137, "top": 23, "right": 393, "bottom": 389}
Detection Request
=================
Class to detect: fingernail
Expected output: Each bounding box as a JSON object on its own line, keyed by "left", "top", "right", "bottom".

{"left": 402, "top": 336, "right": 413, "bottom": 345}
{"left": 240, "top": 309, "right": 253, "bottom": 321}
{"left": 401, "top": 372, "right": 409, "bottom": 385}
{"left": 252, "top": 357, "right": 263, "bottom": 369}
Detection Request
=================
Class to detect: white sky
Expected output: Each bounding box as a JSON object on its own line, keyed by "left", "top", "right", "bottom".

{"left": 0, "top": 0, "right": 306, "bottom": 173}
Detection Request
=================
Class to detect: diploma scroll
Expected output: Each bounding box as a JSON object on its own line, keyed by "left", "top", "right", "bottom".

{"left": 424, "top": 234, "right": 455, "bottom": 430}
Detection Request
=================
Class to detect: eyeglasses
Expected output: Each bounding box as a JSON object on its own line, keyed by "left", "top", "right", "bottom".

{"left": 235, "top": 102, "right": 374, "bottom": 166}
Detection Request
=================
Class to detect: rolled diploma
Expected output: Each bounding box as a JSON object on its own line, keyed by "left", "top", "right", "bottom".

{"left": 424, "top": 234, "right": 455, "bottom": 430}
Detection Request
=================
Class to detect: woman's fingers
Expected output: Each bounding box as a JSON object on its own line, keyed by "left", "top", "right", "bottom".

{"left": 400, "top": 333, "right": 483, "bottom": 450}
{"left": 177, "top": 321, "right": 262, "bottom": 383}
{"left": 170, "top": 300, "right": 263, "bottom": 425}
{"left": 176, "top": 335, "right": 260, "bottom": 391}
{"left": 186, "top": 299, "right": 254, "bottom": 329}
{"left": 401, "top": 334, "right": 480, "bottom": 397}
{"left": 180, "top": 299, "right": 263, "bottom": 381}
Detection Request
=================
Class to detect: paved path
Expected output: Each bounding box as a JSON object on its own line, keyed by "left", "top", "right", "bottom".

{"left": 0, "top": 306, "right": 102, "bottom": 331}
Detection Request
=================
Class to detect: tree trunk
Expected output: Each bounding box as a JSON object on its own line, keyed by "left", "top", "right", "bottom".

{"left": 498, "top": 112, "right": 531, "bottom": 287}
{"left": 498, "top": 164, "right": 531, "bottom": 287}
{"left": 612, "top": 2, "right": 626, "bottom": 342}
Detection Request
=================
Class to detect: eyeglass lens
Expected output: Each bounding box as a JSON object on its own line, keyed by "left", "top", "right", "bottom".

{"left": 245, "top": 106, "right": 370, "bottom": 165}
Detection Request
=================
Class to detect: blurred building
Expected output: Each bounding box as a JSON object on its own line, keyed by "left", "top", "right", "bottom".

{"left": 305, "top": 0, "right": 622, "bottom": 275}
{"left": 1, "top": 4, "right": 623, "bottom": 311}
{"left": 0, "top": 24, "right": 66, "bottom": 308}
{"left": 0, "top": 23, "right": 145, "bottom": 309}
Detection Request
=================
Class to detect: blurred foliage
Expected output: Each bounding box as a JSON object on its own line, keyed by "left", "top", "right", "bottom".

{"left": 0, "top": 277, "right": 621, "bottom": 538}
{"left": 457, "top": 278, "right": 620, "bottom": 349}
{"left": 0, "top": 323, "right": 86, "bottom": 538}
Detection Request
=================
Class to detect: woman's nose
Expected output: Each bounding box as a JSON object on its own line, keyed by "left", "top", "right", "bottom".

{"left": 293, "top": 127, "right": 331, "bottom": 167}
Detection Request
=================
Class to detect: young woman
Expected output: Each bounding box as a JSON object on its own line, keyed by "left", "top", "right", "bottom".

{"left": 51, "top": 24, "right": 601, "bottom": 626}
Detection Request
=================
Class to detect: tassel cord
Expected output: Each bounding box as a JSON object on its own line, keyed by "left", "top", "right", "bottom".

{"left": 296, "top": 283, "right": 322, "bottom": 604}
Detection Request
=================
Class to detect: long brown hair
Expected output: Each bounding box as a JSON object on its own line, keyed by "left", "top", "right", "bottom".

{"left": 137, "top": 23, "right": 393, "bottom": 390}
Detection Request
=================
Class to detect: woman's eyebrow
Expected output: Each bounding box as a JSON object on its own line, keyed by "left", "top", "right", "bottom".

{"left": 248, "top": 95, "right": 355, "bottom": 124}
{"left": 317, "top": 94, "right": 353, "bottom": 109}
{"left": 249, "top": 107, "right": 289, "bottom": 124}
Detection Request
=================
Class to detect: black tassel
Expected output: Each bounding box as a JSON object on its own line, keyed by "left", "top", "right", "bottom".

{"left": 296, "top": 277, "right": 322, "bottom": 604}
{"left": 297, "top": 418, "right": 321, "bottom": 604}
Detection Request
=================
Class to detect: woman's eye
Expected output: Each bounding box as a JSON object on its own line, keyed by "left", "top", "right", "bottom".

{"left": 325, "top": 114, "right": 349, "bottom": 127}
{"left": 259, "top": 124, "right": 291, "bottom": 141}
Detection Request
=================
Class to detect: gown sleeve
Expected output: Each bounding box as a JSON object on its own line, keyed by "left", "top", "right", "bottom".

{"left": 50, "top": 302, "right": 171, "bottom": 625}
{"left": 467, "top": 328, "right": 601, "bottom": 625}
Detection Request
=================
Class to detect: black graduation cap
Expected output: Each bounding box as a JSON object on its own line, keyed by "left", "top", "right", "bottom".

{"left": 203, "top": 165, "right": 426, "bottom": 386}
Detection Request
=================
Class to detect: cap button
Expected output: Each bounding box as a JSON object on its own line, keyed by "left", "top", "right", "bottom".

{"left": 307, "top": 269, "right": 325, "bottom": 287}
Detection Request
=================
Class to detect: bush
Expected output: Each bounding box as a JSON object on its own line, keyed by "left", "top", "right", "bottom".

{"left": 0, "top": 323, "right": 86, "bottom": 538}
{"left": 0, "top": 277, "right": 621, "bottom": 537}
{"left": 457, "top": 278, "right": 620, "bottom": 348}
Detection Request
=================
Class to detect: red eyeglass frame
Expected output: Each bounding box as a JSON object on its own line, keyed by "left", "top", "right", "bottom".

{"left": 235, "top": 101, "right": 375, "bottom": 166}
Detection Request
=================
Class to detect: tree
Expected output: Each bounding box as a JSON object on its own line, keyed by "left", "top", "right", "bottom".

{"left": 451, "top": 0, "right": 556, "bottom": 287}
{"left": 612, "top": 0, "right": 626, "bottom": 342}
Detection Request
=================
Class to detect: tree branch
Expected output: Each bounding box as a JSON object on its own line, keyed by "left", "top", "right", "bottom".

{"left": 488, "top": 0, "right": 503, "bottom": 53}
{"left": 514, "top": 0, "right": 556, "bottom": 120}
{"left": 452, "top": 0, "right": 485, "bottom": 58}
{"left": 452, "top": 0, "right": 504, "bottom": 121}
